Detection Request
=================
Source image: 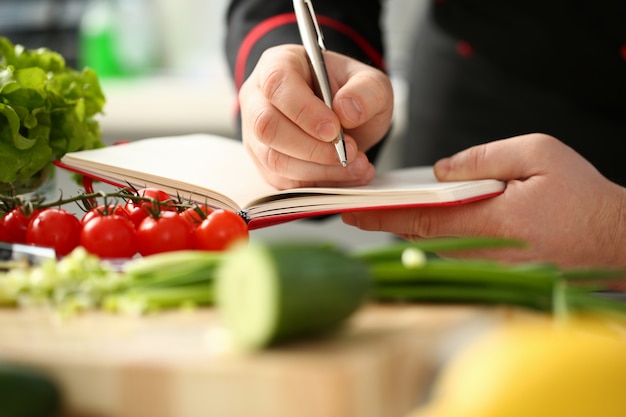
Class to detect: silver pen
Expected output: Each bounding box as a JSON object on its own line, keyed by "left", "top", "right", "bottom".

{"left": 293, "top": 0, "right": 348, "bottom": 167}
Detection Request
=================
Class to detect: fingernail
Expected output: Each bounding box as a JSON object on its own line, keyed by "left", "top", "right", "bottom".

{"left": 317, "top": 121, "right": 338, "bottom": 141}
{"left": 340, "top": 97, "right": 362, "bottom": 123}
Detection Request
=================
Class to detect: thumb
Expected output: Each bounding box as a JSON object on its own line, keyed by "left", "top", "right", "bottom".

{"left": 433, "top": 134, "right": 548, "bottom": 182}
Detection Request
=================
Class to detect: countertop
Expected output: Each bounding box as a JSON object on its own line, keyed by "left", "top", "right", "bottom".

{"left": 0, "top": 303, "right": 510, "bottom": 417}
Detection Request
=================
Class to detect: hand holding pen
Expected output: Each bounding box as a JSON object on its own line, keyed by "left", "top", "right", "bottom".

{"left": 236, "top": 1, "right": 394, "bottom": 190}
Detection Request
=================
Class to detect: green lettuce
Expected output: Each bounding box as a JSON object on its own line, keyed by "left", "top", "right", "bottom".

{"left": 0, "top": 37, "right": 106, "bottom": 185}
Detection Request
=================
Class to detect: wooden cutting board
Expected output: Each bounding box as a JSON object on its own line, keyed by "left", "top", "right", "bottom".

{"left": 0, "top": 304, "right": 502, "bottom": 417}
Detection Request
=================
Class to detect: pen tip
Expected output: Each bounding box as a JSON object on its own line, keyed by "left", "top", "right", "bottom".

{"left": 341, "top": 161, "right": 347, "bottom": 168}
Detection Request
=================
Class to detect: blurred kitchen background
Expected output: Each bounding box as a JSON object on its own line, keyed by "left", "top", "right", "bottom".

{"left": 1, "top": 0, "right": 425, "bottom": 249}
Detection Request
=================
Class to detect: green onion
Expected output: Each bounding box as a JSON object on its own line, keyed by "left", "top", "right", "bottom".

{"left": 353, "top": 238, "right": 626, "bottom": 316}
{"left": 353, "top": 237, "right": 527, "bottom": 263}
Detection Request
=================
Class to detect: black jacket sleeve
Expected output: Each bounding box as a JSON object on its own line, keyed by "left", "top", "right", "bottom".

{"left": 225, "top": 0, "right": 386, "bottom": 90}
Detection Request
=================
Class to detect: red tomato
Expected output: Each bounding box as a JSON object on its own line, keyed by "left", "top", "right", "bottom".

{"left": 124, "top": 200, "right": 151, "bottom": 228}
{"left": 81, "top": 204, "right": 130, "bottom": 225}
{"left": 1, "top": 208, "right": 41, "bottom": 243}
{"left": 80, "top": 214, "right": 138, "bottom": 258}
{"left": 134, "top": 187, "right": 175, "bottom": 210}
{"left": 194, "top": 209, "right": 249, "bottom": 251}
{"left": 124, "top": 187, "right": 175, "bottom": 228}
{"left": 136, "top": 211, "right": 194, "bottom": 256}
{"left": 180, "top": 204, "right": 214, "bottom": 229}
{"left": 26, "top": 208, "right": 81, "bottom": 257}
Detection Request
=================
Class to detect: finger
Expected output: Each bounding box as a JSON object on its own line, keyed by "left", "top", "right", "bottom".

{"left": 330, "top": 54, "right": 393, "bottom": 127}
{"left": 240, "top": 86, "right": 359, "bottom": 166}
{"left": 341, "top": 198, "right": 500, "bottom": 238}
{"left": 255, "top": 46, "right": 343, "bottom": 143}
{"left": 329, "top": 53, "right": 394, "bottom": 150}
{"left": 245, "top": 136, "right": 376, "bottom": 189}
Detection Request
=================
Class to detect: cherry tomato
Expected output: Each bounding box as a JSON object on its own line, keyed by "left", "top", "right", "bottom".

{"left": 124, "top": 187, "right": 175, "bottom": 228}
{"left": 194, "top": 209, "right": 249, "bottom": 251}
{"left": 124, "top": 200, "right": 151, "bottom": 228}
{"left": 81, "top": 214, "right": 138, "bottom": 258}
{"left": 26, "top": 208, "right": 81, "bottom": 257}
{"left": 81, "top": 204, "right": 130, "bottom": 225}
{"left": 1, "top": 208, "right": 41, "bottom": 243}
{"left": 136, "top": 211, "right": 194, "bottom": 256}
{"left": 134, "top": 187, "right": 175, "bottom": 209}
{"left": 180, "top": 204, "right": 214, "bottom": 229}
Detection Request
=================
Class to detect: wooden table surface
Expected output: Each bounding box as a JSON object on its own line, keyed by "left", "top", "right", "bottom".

{"left": 0, "top": 303, "right": 507, "bottom": 417}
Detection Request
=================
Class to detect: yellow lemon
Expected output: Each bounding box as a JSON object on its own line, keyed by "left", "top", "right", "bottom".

{"left": 410, "top": 315, "right": 626, "bottom": 417}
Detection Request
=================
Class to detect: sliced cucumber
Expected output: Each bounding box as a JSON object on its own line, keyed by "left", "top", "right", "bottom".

{"left": 216, "top": 242, "right": 371, "bottom": 350}
{"left": 0, "top": 363, "right": 61, "bottom": 417}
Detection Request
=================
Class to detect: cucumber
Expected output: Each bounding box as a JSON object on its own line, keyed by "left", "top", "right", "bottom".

{"left": 0, "top": 362, "right": 61, "bottom": 417}
{"left": 216, "top": 242, "right": 372, "bottom": 350}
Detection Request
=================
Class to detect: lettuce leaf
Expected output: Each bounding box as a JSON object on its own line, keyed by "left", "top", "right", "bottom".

{"left": 0, "top": 37, "right": 106, "bottom": 184}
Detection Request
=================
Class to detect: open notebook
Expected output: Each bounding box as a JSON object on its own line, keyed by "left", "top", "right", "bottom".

{"left": 57, "top": 134, "right": 506, "bottom": 230}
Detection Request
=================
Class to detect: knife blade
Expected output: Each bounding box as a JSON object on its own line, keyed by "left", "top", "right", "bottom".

{"left": 0, "top": 242, "right": 56, "bottom": 270}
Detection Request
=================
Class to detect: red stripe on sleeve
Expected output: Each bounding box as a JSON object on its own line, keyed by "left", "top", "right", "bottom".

{"left": 317, "top": 15, "right": 386, "bottom": 72}
{"left": 234, "top": 13, "right": 297, "bottom": 90}
{"left": 234, "top": 13, "right": 386, "bottom": 91}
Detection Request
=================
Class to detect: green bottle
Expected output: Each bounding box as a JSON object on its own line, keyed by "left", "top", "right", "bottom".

{"left": 79, "top": 0, "right": 158, "bottom": 77}
{"left": 79, "top": 0, "right": 124, "bottom": 77}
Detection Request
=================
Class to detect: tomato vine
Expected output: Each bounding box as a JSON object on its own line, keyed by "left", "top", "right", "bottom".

{"left": 0, "top": 187, "right": 249, "bottom": 258}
